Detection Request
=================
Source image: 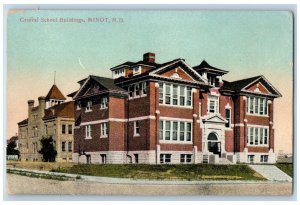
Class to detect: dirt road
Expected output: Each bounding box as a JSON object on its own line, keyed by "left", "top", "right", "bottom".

{"left": 6, "top": 174, "right": 292, "bottom": 196}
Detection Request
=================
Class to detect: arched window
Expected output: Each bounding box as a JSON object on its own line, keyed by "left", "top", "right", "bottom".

{"left": 208, "top": 132, "right": 218, "bottom": 141}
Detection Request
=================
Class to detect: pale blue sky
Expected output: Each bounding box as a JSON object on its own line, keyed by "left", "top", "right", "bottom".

{"left": 7, "top": 10, "right": 293, "bottom": 152}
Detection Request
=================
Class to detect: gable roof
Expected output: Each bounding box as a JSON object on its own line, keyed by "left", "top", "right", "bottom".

{"left": 220, "top": 75, "right": 282, "bottom": 97}
{"left": 45, "top": 84, "right": 66, "bottom": 100}
{"left": 17, "top": 118, "right": 28, "bottom": 125}
{"left": 149, "top": 59, "right": 207, "bottom": 84}
{"left": 193, "top": 60, "right": 228, "bottom": 75}
{"left": 73, "top": 75, "right": 127, "bottom": 99}
{"left": 43, "top": 101, "right": 75, "bottom": 120}
{"left": 90, "top": 75, "right": 126, "bottom": 92}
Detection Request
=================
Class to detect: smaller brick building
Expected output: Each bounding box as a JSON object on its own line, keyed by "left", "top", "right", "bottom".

{"left": 71, "top": 53, "right": 281, "bottom": 164}
{"left": 18, "top": 84, "right": 75, "bottom": 162}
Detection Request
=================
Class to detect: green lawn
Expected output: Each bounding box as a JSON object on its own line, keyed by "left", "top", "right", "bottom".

{"left": 51, "top": 164, "right": 266, "bottom": 181}
{"left": 275, "top": 163, "right": 293, "bottom": 177}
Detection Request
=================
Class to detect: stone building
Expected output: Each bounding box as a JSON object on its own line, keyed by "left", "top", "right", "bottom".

{"left": 18, "top": 84, "right": 75, "bottom": 162}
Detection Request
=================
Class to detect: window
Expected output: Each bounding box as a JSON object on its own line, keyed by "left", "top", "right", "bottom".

{"left": 180, "top": 154, "right": 192, "bottom": 163}
{"left": 180, "top": 86, "right": 185, "bottom": 106}
{"left": 101, "top": 154, "right": 107, "bottom": 164}
{"left": 86, "top": 101, "right": 92, "bottom": 111}
{"left": 172, "top": 122, "right": 178, "bottom": 140}
{"left": 165, "top": 121, "right": 171, "bottom": 140}
{"left": 142, "top": 82, "right": 147, "bottom": 95}
{"left": 187, "top": 87, "right": 192, "bottom": 106}
{"left": 134, "top": 121, "right": 140, "bottom": 136}
{"left": 260, "top": 99, "right": 264, "bottom": 115}
{"left": 160, "top": 154, "right": 171, "bottom": 164}
{"left": 172, "top": 85, "right": 178, "bottom": 105}
{"left": 186, "top": 123, "right": 192, "bottom": 141}
{"left": 100, "top": 97, "right": 108, "bottom": 109}
{"left": 68, "top": 141, "right": 72, "bottom": 152}
{"left": 135, "top": 84, "right": 140, "bottom": 96}
{"left": 180, "top": 122, "right": 185, "bottom": 141}
{"left": 260, "top": 155, "right": 268, "bottom": 163}
{"left": 165, "top": 84, "right": 171, "bottom": 104}
{"left": 248, "top": 155, "right": 255, "bottom": 164}
{"left": 45, "top": 125, "right": 48, "bottom": 135}
{"left": 225, "top": 108, "right": 231, "bottom": 128}
{"left": 62, "top": 124, "right": 66, "bottom": 134}
{"left": 158, "top": 82, "right": 193, "bottom": 107}
{"left": 254, "top": 128, "right": 259, "bottom": 145}
{"left": 85, "top": 125, "right": 92, "bottom": 139}
{"left": 250, "top": 97, "right": 254, "bottom": 114}
{"left": 159, "top": 121, "right": 164, "bottom": 140}
{"left": 159, "top": 120, "right": 192, "bottom": 143}
{"left": 259, "top": 128, "right": 263, "bottom": 144}
{"left": 264, "top": 129, "right": 268, "bottom": 144}
{"left": 208, "top": 95, "right": 219, "bottom": 114}
{"left": 208, "top": 74, "right": 216, "bottom": 86}
{"left": 134, "top": 154, "right": 139, "bottom": 164}
{"left": 128, "top": 85, "right": 134, "bottom": 98}
{"left": 247, "top": 96, "right": 268, "bottom": 116}
{"left": 133, "top": 66, "right": 140, "bottom": 75}
{"left": 249, "top": 127, "right": 254, "bottom": 145}
{"left": 159, "top": 83, "right": 164, "bottom": 103}
{"left": 86, "top": 155, "right": 91, "bottom": 164}
{"left": 62, "top": 141, "right": 66, "bottom": 152}
{"left": 100, "top": 123, "right": 108, "bottom": 137}
{"left": 247, "top": 126, "right": 268, "bottom": 146}
{"left": 68, "top": 125, "right": 72, "bottom": 134}
{"left": 77, "top": 101, "right": 81, "bottom": 110}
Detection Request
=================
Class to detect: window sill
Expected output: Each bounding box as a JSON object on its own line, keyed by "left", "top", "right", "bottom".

{"left": 100, "top": 107, "right": 108, "bottom": 110}
{"left": 159, "top": 140, "right": 193, "bottom": 144}
{"left": 100, "top": 135, "right": 108, "bottom": 138}
{"left": 133, "top": 134, "right": 140, "bottom": 137}
{"left": 159, "top": 104, "right": 193, "bottom": 109}
{"left": 129, "top": 95, "right": 147, "bottom": 100}
{"left": 85, "top": 110, "right": 92, "bottom": 113}
{"left": 246, "top": 113, "right": 269, "bottom": 117}
{"left": 246, "top": 145, "right": 269, "bottom": 147}
{"left": 85, "top": 137, "right": 92, "bottom": 140}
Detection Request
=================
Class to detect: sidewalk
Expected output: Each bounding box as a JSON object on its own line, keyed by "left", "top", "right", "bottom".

{"left": 248, "top": 165, "right": 292, "bottom": 182}
{"left": 7, "top": 167, "right": 291, "bottom": 185}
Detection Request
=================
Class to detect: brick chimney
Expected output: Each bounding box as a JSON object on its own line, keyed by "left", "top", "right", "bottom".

{"left": 143, "top": 52, "right": 155, "bottom": 63}
{"left": 38, "top": 96, "right": 46, "bottom": 117}
{"left": 28, "top": 100, "right": 34, "bottom": 117}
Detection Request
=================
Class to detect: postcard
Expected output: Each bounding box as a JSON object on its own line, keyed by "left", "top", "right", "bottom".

{"left": 5, "top": 9, "right": 293, "bottom": 196}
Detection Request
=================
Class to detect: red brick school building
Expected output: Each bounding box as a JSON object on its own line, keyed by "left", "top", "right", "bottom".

{"left": 68, "top": 52, "right": 281, "bottom": 164}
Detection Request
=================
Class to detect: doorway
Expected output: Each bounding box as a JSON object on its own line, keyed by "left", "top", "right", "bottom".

{"left": 207, "top": 132, "right": 221, "bottom": 157}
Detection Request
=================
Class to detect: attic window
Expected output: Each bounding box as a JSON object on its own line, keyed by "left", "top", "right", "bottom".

{"left": 133, "top": 66, "right": 141, "bottom": 75}
{"left": 170, "top": 72, "right": 181, "bottom": 79}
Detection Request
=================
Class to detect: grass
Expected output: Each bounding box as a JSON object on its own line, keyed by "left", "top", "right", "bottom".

{"left": 275, "top": 163, "right": 293, "bottom": 177}
{"left": 6, "top": 161, "right": 73, "bottom": 171}
{"left": 51, "top": 164, "right": 266, "bottom": 181}
{"left": 7, "top": 169, "right": 78, "bottom": 181}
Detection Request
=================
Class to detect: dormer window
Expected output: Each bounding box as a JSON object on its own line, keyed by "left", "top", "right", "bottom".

{"left": 133, "top": 66, "right": 141, "bottom": 75}
{"left": 112, "top": 68, "right": 125, "bottom": 79}
{"left": 208, "top": 74, "right": 216, "bottom": 87}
